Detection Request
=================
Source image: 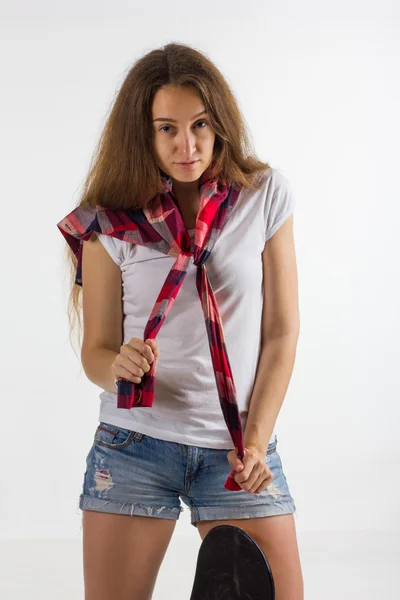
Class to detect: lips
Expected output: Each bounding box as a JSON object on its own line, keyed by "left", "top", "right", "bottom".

{"left": 176, "top": 160, "right": 199, "bottom": 165}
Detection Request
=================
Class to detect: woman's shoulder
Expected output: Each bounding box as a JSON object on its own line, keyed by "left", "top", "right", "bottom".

{"left": 95, "top": 232, "right": 133, "bottom": 267}
{"left": 256, "top": 167, "right": 293, "bottom": 191}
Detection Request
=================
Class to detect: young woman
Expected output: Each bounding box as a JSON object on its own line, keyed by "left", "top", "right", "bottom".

{"left": 58, "top": 43, "right": 303, "bottom": 600}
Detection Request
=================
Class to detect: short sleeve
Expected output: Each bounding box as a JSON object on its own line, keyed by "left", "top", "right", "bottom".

{"left": 264, "top": 169, "right": 296, "bottom": 243}
{"left": 95, "top": 232, "right": 125, "bottom": 266}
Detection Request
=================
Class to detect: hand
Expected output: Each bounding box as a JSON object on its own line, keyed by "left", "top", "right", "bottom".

{"left": 111, "top": 337, "right": 160, "bottom": 384}
{"left": 226, "top": 446, "right": 274, "bottom": 494}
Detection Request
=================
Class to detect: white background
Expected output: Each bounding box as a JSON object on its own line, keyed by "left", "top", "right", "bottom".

{"left": 1, "top": 0, "right": 399, "bottom": 597}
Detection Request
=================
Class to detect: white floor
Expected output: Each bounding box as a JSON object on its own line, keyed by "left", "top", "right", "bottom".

{"left": 1, "top": 531, "right": 398, "bottom": 599}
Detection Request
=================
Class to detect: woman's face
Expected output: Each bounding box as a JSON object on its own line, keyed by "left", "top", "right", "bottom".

{"left": 152, "top": 85, "right": 216, "bottom": 185}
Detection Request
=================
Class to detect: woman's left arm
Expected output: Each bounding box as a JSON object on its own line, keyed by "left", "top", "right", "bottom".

{"left": 243, "top": 213, "right": 300, "bottom": 455}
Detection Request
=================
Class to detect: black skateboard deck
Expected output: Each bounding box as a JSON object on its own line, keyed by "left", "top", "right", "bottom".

{"left": 190, "top": 524, "right": 275, "bottom": 599}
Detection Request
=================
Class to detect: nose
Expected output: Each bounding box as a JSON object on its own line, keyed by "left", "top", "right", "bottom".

{"left": 176, "top": 130, "right": 197, "bottom": 157}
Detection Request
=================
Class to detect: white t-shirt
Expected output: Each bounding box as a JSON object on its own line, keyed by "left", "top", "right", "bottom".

{"left": 96, "top": 168, "right": 296, "bottom": 449}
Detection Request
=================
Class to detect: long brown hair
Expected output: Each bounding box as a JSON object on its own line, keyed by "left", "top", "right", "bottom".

{"left": 64, "top": 42, "right": 271, "bottom": 352}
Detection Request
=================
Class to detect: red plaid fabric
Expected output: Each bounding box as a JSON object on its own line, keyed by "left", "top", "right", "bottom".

{"left": 57, "top": 169, "right": 244, "bottom": 490}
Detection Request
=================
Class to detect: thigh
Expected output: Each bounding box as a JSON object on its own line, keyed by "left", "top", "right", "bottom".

{"left": 197, "top": 514, "right": 303, "bottom": 600}
{"left": 83, "top": 511, "right": 176, "bottom": 600}
{"left": 184, "top": 437, "right": 302, "bottom": 598}
{"left": 79, "top": 421, "right": 185, "bottom": 599}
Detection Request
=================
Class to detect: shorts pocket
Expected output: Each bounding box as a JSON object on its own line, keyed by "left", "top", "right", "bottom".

{"left": 94, "top": 421, "right": 144, "bottom": 450}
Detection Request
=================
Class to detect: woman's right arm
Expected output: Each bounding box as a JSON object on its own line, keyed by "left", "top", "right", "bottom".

{"left": 80, "top": 232, "right": 124, "bottom": 394}
{"left": 80, "top": 233, "right": 159, "bottom": 394}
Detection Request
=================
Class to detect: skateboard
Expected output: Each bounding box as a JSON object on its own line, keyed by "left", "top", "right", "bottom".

{"left": 190, "top": 524, "right": 275, "bottom": 599}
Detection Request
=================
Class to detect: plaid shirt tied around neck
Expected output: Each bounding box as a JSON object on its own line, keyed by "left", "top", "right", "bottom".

{"left": 57, "top": 169, "right": 245, "bottom": 491}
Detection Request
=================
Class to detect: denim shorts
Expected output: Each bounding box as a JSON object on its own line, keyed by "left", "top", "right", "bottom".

{"left": 79, "top": 421, "right": 297, "bottom": 527}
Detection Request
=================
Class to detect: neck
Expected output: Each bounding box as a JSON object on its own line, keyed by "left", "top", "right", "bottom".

{"left": 170, "top": 179, "right": 200, "bottom": 231}
{"left": 171, "top": 177, "right": 200, "bottom": 198}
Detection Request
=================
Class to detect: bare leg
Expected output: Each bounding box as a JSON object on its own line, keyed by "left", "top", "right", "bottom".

{"left": 83, "top": 510, "right": 176, "bottom": 600}
{"left": 197, "top": 514, "right": 303, "bottom": 600}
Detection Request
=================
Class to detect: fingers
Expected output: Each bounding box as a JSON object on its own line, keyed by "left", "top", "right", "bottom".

{"left": 127, "top": 337, "right": 160, "bottom": 363}
{"left": 124, "top": 339, "right": 157, "bottom": 370}
{"left": 114, "top": 364, "right": 143, "bottom": 384}
{"left": 113, "top": 337, "right": 160, "bottom": 384}
{"left": 249, "top": 472, "right": 272, "bottom": 495}
{"left": 237, "top": 467, "right": 273, "bottom": 494}
{"left": 226, "top": 450, "right": 244, "bottom": 474}
{"left": 235, "top": 463, "right": 264, "bottom": 491}
{"left": 125, "top": 338, "right": 152, "bottom": 365}
{"left": 145, "top": 338, "right": 160, "bottom": 359}
{"left": 141, "top": 340, "right": 156, "bottom": 364}
{"left": 233, "top": 448, "right": 274, "bottom": 494}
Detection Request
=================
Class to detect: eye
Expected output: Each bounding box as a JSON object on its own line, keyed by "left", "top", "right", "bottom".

{"left": 158, "top": 120, "right": 209, "bottom": 133}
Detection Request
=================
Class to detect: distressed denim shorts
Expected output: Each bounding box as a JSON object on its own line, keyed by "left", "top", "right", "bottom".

{"left": 79, "top": 421, "right": 297, "bottom": 527}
